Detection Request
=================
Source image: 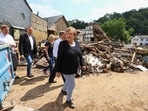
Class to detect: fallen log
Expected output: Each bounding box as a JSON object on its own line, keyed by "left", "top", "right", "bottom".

{"left": 131, "top": 52, "right": 136, "bottom": 63}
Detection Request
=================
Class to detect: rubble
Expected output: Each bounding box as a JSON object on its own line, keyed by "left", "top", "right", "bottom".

{"left": 81, "top": 41, "right": 148, "bottom": 74}
{"left": 33, "top": 24, "right": 148, "bottom": 75}
{"left": 79, "top": 24, "right": 148, "bottom": 75}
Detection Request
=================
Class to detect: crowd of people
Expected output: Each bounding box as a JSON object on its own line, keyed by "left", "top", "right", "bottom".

{"left": 0, "top": 24, "right": 86, "bottom": 109}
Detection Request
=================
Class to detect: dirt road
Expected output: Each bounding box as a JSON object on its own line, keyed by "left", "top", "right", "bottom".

{"left": 5, "top": 66, "right": 148, "bottom": 111}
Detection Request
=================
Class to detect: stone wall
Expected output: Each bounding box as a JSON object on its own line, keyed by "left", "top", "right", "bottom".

{"left": 31, "top": 13, "right": 47, "bottom": 42}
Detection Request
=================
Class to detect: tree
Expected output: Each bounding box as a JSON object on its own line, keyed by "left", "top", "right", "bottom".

{"left": 96, "top": 12, "right": 123, "bottom": 24}
{"left": 122, "top": 9, "right": 137, "bottom": 19}
{"left": 95, "top": 13, "right": 111, "bottom": 23}
{"left": 126, "top": 18, "right": 142, "bottom": 35}
{"left": 68, "top": 7, "right": 148, "bottom": 35}
{"left": 139, "top": 7, "right": 148, "bottom": 19}
{"left": 101, "top": 18, "right": 132, "bottom": 43}
{"left": 68, "top": 19, "right": 88, "bottom": 29}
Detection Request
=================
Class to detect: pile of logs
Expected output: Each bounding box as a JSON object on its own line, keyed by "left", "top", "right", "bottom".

{"left": 93, "top": 24, "right": 111, "bottom": 41}
{"left": 79, "top": 24, "right": 148, "bottom": 74}
{"left": 80, "top": 41, "right": 148, "bottom": 74}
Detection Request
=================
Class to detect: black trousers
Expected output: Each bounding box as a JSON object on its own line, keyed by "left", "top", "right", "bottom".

{"left": 11, "top": 52, "right": 18, "bottom": 71}
{"left": 49, "top": 59, "right": 65, "bottom": 83}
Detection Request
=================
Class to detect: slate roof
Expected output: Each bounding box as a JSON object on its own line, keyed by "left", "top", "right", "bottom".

{"left": 44, "top": 15, "right": 68, "bottom": 27}
{"left": 133, "top": 35, "right": 148, "bottom": 39}
{"left": 139, "top": 35, "right": 148, "bottom": 39}
{"left": 24, "top": 0, "right": 32, "bottom": 12}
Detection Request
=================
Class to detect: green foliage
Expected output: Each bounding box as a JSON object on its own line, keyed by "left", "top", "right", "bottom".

{"left": 96, "top": 12, "right": 123, "bottom": 23}
{"left": 101, "top": 18, "right": 131, "bottom": 43}
{"left": 68, "top": 19, "right": 88, "bottom": 29}
{"left": 68, "top": 7, "right": 148, "bottom": 40}
{"left": 96, "top": 7, "right": 148, "bottom": 35}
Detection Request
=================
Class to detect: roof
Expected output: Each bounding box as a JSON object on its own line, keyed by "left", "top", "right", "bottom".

{"left": 77, "top": 29, "right": 85, "bottom": 35}
{"left": 32, "top": 13, "right": 47, "bottom": 22}
{"left": 11, "top": 25, "right": 25, "bottom": 30}
{"left": 44, "top": 15, "right": 68, "bottom": 27}
{"left": 134, "top": 35, "right": 148, "bottom": 39}
{"left": 24, "top": 0, "right": 32, "bottom": 12}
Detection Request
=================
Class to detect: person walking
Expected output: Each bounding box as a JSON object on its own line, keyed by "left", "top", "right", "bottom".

{"left": 48, "top": 31, "right": 66, "bottom": 83}
{"left": 43, "top": 34, "right": 55, "bottom": 75}
{"left": 19, "top": 26, "right": 38, "bottom": 78}
{"left": 56, "top": 27, "right": 85, "bottom": 108}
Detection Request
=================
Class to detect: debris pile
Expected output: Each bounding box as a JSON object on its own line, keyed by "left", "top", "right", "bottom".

{"left": 34, "top": 24, "right": 148, "bottom": 75}
{"left": 93, "top": 24, "right": 111, "bottom": 41}
{"left": 80, "top": 24, "right": 148, "bottom": 75}
{"left": 81, "top": 42, "right": 146, "bottom": 74}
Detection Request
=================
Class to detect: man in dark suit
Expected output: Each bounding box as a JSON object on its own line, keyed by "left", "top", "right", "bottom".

{"left": 19, "top": 26, "right": 38, "bottom": 78}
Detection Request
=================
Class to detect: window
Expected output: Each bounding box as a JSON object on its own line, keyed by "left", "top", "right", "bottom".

{"left": 21, "top": 13, "right": 25, "bottom": 20}
{"left": 141, "top": 38, "right": 143, "bottom": 41}
{"left": 146, "top": 38, "right": 148, "bottom": 41}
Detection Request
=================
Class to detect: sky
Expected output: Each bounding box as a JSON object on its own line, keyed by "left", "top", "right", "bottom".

{"left": 26, "top": 0, "right": 148, "bottom": 22}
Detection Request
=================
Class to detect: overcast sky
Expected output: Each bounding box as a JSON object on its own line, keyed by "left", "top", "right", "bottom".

{"left": 26, "top": 0, "right": 148, "bottom": 22}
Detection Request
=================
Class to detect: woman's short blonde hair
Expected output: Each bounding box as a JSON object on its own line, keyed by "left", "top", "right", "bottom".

{"left": 47, "top": 34, "right": 55, "bottom": 41}
{"left": 66, "top": 27, "right": 77, "bottom": 36}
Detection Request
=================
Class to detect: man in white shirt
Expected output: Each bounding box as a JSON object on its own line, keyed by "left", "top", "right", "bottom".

{"left": 48, "top": 31, "right": 66, "bottom": 83}
{"left": 0, "top": 25, "right": 19, "bottom": 78}
{"left": 53, "top": 31, "right": 66, "bottom": 59}
{"left": 19, "top": 26, "right": 38, "bottom": 78}
{"left": 0, "top": 25, "right": 16, "bottom": 47}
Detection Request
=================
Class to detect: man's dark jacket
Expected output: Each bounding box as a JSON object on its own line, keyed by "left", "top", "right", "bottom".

{"left": 19, "top": 33, "right": 38, "bottom": 57}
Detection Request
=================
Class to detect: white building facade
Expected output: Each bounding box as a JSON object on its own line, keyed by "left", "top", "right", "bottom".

{"left": 131, "top": 35, "right": 148, "bottom": 46}
{"left": 83, "top": 25, "right": 94, "bottom": 42}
